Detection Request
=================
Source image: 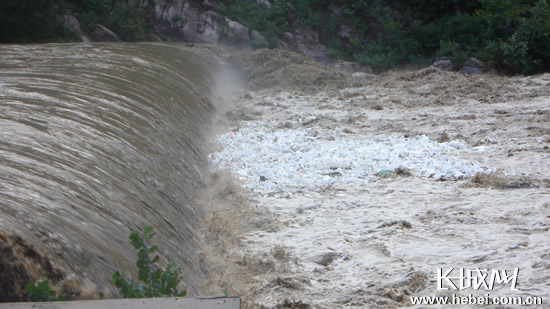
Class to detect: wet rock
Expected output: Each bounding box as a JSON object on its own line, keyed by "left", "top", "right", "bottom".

{"left": 277, "top": 31, "right": 296, "bottom": 50}
{"left": 248, "top": 217, "right": 278, "bottom": 232}
{"left": 300, "top": 115, "right": 318, "bottom": 126}
{"left": 377, "top": 220, "right": 412, "bottom": 229}
{"left": 222, "top": 19, "right": 254, "bottom": 47}
{"left": 273, "top": 277, "right": 306, "bottom": 290}
{"left": 467, "top": 254, "right": 487, "bottom": 263}
{"left": 189, "top": 11, "right": 224, "bottom": 44}
{"left": 505, "top": 180, "right": 532, "bottom": 189}
{"left": 389, "top": 271, "right": 429, "bottom": 297}
{"left": 250, "top": 29, "right": 268, "bottom": 47}
{"left": 459, "top": 57, "right": 487, "bottom": 74}
{"left": 274, "top": 299, "right": 311, "bottom": 308}
{"left": 436, "top": 132, "right": 450, "bottom": 143}
{"left": 0, "top": 232, "right": 69, "bottom": 302}
{"left": 278, "top": 122, "right": 294, "bottom": 129}
{"left": 61, "top": 12, "right": 90, "bottom": 42}
{"left": 432, "top": 59, "right": 453, "bottom": 71}
{"left": 394, "top": 167, "right": 412, "bottom": 176}
{"left": 95, "top": 24, "right": 121, "bottom": 42}
{"left": 151, "top": 33, "right": 163, "bottom": 41}
{"left": 297, "top": 204, "right": 321, "bottom": 214}
{"left": 151, "top": 0, "right": 267, "bottom": 48}
{"left": 309, "top": 252, "right": 340, "bottom": 266}
{"left": 238, "top": 256, "right": 276, "bottom": 273}
{"left": 294, "top": 29, "right": 326, "bottom": 60}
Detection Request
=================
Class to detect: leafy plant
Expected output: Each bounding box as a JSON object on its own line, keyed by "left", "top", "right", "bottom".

{"left": 24, "top": 280, "right": 71, "bottom": 302}
{"left": 216, "top": 0, "right": 291, "bottom": 47}
{"left": 474, "top": 0, "right": 550, "bottom": 74}
{"left": 105, "top": 0, "right": 150, "bottom": 41}
{"left": 112, "top": 226, "right": 187, "bottom": 298}
{"left": 437, "top": 41, "right": 469, "bottom": 67}
{"left": 3, "top": 0, "right": 550, "bottom": 74}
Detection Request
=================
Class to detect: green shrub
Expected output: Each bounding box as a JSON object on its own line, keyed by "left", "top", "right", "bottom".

{"left": 24, "top": 280, "right": 71, "bottom": 302}
{"left": 325, "top": 38, "right": 345, "bottom": 58}
{"left": 437, "top": 41, "right": 469, "bottom": 67}
{"left": 105, "top": 0, "right": 150, "bottom": 41}
{"left": 112, "top": 226, "right": 187, "bottom": 298}
{"left": 26, "top": 226, "right": 185, "bottom": 302}
{"left": 475, "top": 0, "right": 550, "bottom": 74}
{"left": 216, "top": 0, "right": 291, "bottom": 47}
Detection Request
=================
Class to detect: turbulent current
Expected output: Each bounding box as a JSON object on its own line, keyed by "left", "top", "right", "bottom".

{"left": 0, "top": 43, "right": 216, "bottom": 300}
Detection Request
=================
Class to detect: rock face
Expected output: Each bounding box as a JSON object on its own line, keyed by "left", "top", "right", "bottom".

{"left": 151, "top": 0, "right": 267, "bottom": 48}
{"left": 276, "top": 29, "right": 371, "bottom": 73}
{"left": 432, "top": 59, "right": 453, "bottom": 71}
{"left": 61, "top": 0, "right": 374, "bottom": 73}
{"left": 432, "top": 57, "right": 488, "bottom": 74}
{"left": 61, "top": 12, "right": 91, "bottom": 42}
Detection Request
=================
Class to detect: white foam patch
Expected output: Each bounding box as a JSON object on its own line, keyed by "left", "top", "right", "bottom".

{"left": 209, "top": 122, "right": 489, "bottom": 192}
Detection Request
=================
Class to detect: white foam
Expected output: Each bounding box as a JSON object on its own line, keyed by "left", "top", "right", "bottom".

{"left": 209, "top": 122, "right": 489, "bottom": 192}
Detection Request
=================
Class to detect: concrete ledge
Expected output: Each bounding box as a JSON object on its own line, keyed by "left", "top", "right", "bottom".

{"left": 0, "top": 297, "right": 240, "bottom": 309}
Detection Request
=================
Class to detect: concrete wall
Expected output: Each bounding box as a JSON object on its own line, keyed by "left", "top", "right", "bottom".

{"left": 0, "top": 297, "right": 240, "bottom": 309}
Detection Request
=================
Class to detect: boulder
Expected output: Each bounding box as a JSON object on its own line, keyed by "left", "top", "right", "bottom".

{"left": 250, "top": 30, "right": 269, "bottom": 47}
{"left": 277, "top": 31, "right": 296, "bottom": 50}
{"left": 293, "top": 28, "right": 326, "bottom": 60}
{"left": 222, "top": 19, "right": 252, "bottom": 47}
{"left": 432, "top": 59, "right": 453, "bottom": 71}
{"left": 188, "top": 10, "right": 223, "bottom": 43}
{"left": 61, "top": 12, "right": 90, "bottom": 42}
{"left": 148, "top": 0, "right": 345, "bottom": 68}
{"left": 459, "top": 57, "right": 487, "bottom": 74}
{"left": 309, "top": 252, "right": 341, "bottom": 266}
{"left": 152, "top": 0, "right": 267, "bottom": 48}
{"left": 95, "top": 24, "right": 121, "bottom": 42}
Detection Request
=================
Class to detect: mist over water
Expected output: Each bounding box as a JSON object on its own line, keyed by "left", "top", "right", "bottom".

{"left": 0, "top": 43, "right": 215, "bottom": 297}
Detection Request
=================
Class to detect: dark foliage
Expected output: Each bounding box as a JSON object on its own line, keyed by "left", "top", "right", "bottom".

{"left": 215, "top": 0, "right": 550, "bottom": 74}
{"left": 0, "top": 0, "right": 149, "bottom": 43}
{"left": 2, "top": 0, "right": 548, "bottom": 74}
{"left": 0, "top": 0, "right": 77, "bottom": 42}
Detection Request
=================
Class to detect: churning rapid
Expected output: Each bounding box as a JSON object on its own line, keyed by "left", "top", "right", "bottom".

{"left": 0, "top": 43, "right": 216, "bottom": 300}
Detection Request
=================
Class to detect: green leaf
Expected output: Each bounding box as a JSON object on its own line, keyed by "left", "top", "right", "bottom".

{"left": 143, "top": 226, "right": 155, "bottom": 240}
{"left": 112, "top": 225, "right": 187, "bottom": 298}
{"left": 128, "top": 231, "right": 143, "bottom": 250}
{"left": 24, "top": 280, "right": 57, "bottom": 302}
{"left": 152, "top": 269, "right": 162, "bottom": 281}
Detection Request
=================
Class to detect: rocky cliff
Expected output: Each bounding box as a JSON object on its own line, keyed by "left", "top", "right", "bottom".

{"left": 150, "top": 0, "right": 268, "bottom": 48}
{"left": 62, "top": 0, "right": 373, "bottom": 73}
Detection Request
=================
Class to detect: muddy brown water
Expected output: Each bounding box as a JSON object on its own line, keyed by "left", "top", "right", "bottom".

{"left": 0, "top": 43, "right": 216, "bottom": 300}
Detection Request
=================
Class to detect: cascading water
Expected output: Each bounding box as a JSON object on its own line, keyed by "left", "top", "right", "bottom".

{"left": 0, "top": 43, "right": 216, "bottom": 300}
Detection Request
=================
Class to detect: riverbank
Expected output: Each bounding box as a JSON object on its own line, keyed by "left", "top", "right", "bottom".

{"left": 203, "top": 48, "right": 550, "bottom": 307}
